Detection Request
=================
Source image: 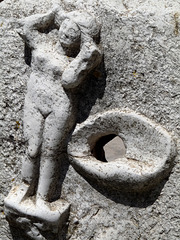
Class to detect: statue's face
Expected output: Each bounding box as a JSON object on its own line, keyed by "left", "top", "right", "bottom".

{"left": 59, "top": 19, "right": 81, "bottom": 48}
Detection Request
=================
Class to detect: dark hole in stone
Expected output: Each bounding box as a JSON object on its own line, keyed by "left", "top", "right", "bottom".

{"left": 91, "top": 134, "right": 126, "bottom": 162}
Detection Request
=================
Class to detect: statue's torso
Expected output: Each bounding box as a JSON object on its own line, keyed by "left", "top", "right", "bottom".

{"left": 26, "top": 44, "right": 74, "bottom": 114}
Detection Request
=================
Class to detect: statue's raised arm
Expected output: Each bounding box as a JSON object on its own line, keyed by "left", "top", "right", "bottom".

{"left": 62, "top": 41, "right": 102, "bottom": 89}
{"left": 58, "top": 10, "right": 102, "bottom": 89}
{"left": 18, "top": 10, "right": 55, "bottom": 49}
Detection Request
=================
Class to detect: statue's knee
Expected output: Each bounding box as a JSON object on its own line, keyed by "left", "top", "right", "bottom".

{"left": 41, "top": 146, "right": 59, "bottom": 158}
{"left": 27, "top": 144, "right": 40, "bottom": 158}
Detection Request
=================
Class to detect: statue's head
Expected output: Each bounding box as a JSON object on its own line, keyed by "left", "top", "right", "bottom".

{"left": 59, "top": 18, "right": 81, "bottom": 49}
{"left": 65, "top": 11, "right": 101, "bottom": 43}
{"left": 59, "top": 10, "right": 100, "bottom": 47}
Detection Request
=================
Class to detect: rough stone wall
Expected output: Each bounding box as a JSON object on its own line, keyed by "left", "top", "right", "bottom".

{"left": 1, "top": 0, "right": 180, "bottom": 239}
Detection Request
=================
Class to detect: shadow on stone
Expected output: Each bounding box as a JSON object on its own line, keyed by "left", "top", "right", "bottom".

{"left": 54, "top": 153, "right": 70, "bottom": 202}
{"left": 82, "top": 174, "right": 170, "bottom": 208}
{"left": 9, "top": 223, "right": 64, "bottom": 240}
{"left": 76, "top": 58, "right": 107, "bottom": 123}
{"left": 24, "top": 43, "right": 32, "bottom": 66}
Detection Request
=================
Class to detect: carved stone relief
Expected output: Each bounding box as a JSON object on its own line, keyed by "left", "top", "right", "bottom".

{"left": 4, "top": 6, "right": 102, "bottom": 239}
{"left": 3, "top": 3, "right": 178, "bottom": 240}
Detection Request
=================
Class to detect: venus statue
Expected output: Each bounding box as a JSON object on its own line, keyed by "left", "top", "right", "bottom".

{"left": 4, "top": 6, "right": 102, "bottom": 239}
{"left": 20, "top": 7, "right": 102, "bottom": 207}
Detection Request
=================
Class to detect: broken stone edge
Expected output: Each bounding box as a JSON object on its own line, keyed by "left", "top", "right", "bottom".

{"left": 4, "top": 184, "right": 70, "bottom": 234}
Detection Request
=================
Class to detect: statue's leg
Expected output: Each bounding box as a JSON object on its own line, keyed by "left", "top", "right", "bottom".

{"left": 22, "top": 96, "right": 44, "bottom": 196}
{"left": 36, "top": 106, "right": 75, "bottom": 203}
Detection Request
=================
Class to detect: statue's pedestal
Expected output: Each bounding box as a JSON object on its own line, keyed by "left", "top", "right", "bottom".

{"left": 4, "top": 185, "right": 70, "bottom": 239}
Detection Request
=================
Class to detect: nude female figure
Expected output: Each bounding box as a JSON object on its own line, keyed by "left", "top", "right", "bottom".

{"left": 18, "top": 8, "right": 102, "bottom": 208}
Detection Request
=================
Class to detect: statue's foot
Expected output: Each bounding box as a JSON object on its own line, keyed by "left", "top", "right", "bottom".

{"left": 36, "top": 198, "right": 50, "bottom": 211}
{"left": 4, "top": 185, "right": 70, "bottom": 234}
{"left": 4, "top": 183, "right": 29, "bottom": 211}
{"left": 35, "top": 197, "right": 70, "bottom": 224}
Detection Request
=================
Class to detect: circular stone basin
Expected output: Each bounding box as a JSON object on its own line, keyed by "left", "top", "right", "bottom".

{"left": 68, "top": 110, "right": 177, "bottom": 192}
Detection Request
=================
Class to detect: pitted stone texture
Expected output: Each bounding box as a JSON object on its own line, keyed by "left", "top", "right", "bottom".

{"left": 68, "top": 110, "right": 177, "bottom": 192}
{"left": 1, "top": 0, "right": 180, "bottom": 240}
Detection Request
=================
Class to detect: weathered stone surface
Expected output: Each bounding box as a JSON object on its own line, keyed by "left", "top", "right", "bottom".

{"left": 68, "top": 110, "right": 177, "bottom": 192}
{"left": 1, "top": 0, "right": 180, "bottom": 240}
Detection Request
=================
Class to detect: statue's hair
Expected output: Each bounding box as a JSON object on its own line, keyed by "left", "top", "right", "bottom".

{"left": 65, "top": 11, "right": 100, "bottom": 41}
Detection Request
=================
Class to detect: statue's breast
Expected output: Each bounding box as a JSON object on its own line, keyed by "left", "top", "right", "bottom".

{"left": 31, "top": 47, "right": 70, "bottom": 76}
